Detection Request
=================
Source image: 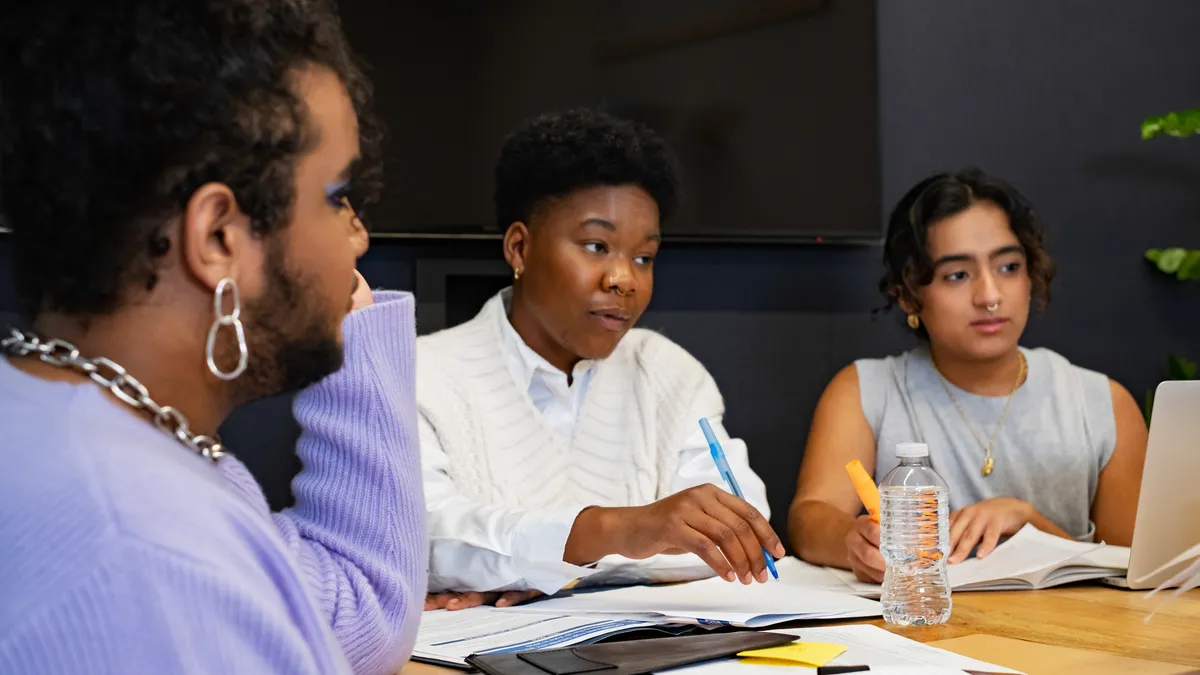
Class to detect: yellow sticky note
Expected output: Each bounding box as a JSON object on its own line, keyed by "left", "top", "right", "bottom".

{"left": 736, "top": 642, "right": 847, "bottom": 667}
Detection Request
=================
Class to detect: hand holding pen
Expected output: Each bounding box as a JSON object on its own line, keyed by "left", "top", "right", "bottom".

{"left": 699, "top": 417, "right": 780, "bottom": 579}
{"left": 563, "top": 420, "right": 784, "bottom": 584}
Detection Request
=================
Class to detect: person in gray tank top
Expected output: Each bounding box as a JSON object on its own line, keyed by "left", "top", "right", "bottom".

{"left": 788, "top": 168, "right": 1148, "bottom": 583}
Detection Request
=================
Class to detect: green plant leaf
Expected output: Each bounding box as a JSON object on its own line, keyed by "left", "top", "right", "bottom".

{"left": 1180, "top": 250, "right": 1200, "bottom": 280}
{"left": 1142, "top": 109, "right": 1200, "bottom": 139}
{"left": 1154, "top": 247, "right": 1188, "bottom": 274}
{"left": 1167, "top": 354, "right": 1198, "bottom": 380}
{"left": 1145, "top": 248, "right": 1200, "bottom": 279}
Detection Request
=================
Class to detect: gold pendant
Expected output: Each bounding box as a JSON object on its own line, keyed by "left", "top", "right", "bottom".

{"left": 982, "top": 457, "right": 994, "bottom": 477}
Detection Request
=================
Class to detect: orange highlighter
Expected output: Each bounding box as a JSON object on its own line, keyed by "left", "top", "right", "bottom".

{"left": 845, "top": 460, "right": 880, "bottom": 523}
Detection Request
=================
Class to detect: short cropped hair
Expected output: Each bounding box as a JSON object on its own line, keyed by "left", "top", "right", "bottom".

{"left": 494, "top": 108, "right": 681, "bottom": 229}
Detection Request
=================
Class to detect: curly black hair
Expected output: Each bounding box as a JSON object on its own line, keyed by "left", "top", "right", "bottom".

{"left": 880, "top": 167, "right": 1057, "bottom": 337}
{"left": 493, "top": 108, "right": 681, "bottom": 230}
{"left": 0, "top": 0, "right": 382, "bottom": 319}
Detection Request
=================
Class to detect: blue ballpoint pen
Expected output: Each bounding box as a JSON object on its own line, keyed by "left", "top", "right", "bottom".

{"left": 698, "top": 417, "right": 779, "bottom": 579}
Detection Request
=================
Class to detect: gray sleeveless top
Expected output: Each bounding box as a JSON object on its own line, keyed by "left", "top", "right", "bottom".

{"left": 856, "top": 347, "right": 1116, "bottom": 541}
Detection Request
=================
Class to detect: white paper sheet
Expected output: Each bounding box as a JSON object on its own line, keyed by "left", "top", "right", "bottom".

{"left": 824, "top": 564, "right": 885, "bottom": 597}
{"left": 1078, "top": 542, "right": 1132, "bottom": 569}
{"left": 661, "top": 624, "right": 1022, "bottom": 674}
{"left": 574, "top": 554, "right": 716, "bottom": 588}
{"left": 412, "top": 607, "right": 669, "bottom": 667}
{"left": 497, "top": 574, "right": 882, "bottom": 627}
{"left": 770, "top": 556, "right": 877, "bottom": 594}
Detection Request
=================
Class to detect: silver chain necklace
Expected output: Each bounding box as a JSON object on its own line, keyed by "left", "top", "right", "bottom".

{"left": 2, "top": 327, "right": 226, "bottom": 462}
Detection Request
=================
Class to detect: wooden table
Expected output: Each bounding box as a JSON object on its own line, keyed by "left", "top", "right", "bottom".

{"left": 401, "top": 586, "right": 1200, "bottom": 674}
{"left": 865, "top": 586, "right": 1200, "bottom": 665}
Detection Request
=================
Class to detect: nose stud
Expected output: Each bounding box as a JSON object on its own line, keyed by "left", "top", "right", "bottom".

{"left": 606, "top": 275, "right": 634, "bottom": 297}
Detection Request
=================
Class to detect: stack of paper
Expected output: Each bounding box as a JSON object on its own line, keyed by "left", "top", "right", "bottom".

{"left": 666, "top": 624, "right": 1023, "bottom": 674}
{"left": 497, "top": 573, "right": 882, "bottom": 627}
{"left": 412, "top": 607, "right": 686, "bottom": 667}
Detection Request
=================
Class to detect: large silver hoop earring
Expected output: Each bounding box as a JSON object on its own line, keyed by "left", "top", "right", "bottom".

{"left": 205, "top": 277, "right": 248, "bottom": 381}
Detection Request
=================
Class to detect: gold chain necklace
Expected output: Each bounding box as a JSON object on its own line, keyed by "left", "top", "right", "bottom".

{"left": 936, "top": 351, "right": 1026, "bottom": 477}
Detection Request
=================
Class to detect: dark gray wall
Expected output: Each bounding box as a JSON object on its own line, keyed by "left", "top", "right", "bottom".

{"left": 877, "top": 0, "right": 1200, "bottom": 405}
{"left": 3, "top": 0, "right": 1198, "bottom": 543}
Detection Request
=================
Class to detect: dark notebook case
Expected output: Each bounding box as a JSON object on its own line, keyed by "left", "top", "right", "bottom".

{"left": 465, "top": 630, "right": 795, "bottom": 675}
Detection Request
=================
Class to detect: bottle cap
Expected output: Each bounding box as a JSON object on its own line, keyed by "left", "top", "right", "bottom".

{"left": 896, "top": 442, "right": 929, "bottom": 458}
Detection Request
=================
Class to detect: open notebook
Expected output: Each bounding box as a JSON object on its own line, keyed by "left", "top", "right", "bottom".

{"left": 821, "top": 523, "right": 1130, "bottom": 595}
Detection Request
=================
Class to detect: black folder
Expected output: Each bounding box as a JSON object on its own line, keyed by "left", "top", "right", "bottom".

{"left": 465, "top": 630, "right": 796, "bottom": 675}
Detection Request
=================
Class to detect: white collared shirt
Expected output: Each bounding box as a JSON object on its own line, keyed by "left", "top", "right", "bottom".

{"left": 498, "top": 313, "right": 595, "bottom": 444}
{"left": 420, "top": 311, "right": 771, "bottom": 594}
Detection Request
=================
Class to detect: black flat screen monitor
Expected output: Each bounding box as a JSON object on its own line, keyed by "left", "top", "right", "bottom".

{"left": 339, "top": 0, "right": 881, "bottom": 242}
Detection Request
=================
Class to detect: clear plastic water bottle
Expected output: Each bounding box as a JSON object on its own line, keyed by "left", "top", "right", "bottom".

{"left": 879, "top": 442, "right": 952, "bottom": 626}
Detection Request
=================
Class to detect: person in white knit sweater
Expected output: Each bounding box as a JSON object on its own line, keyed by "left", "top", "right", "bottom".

{"left": 418, "top": 109, "right": 784, "bottom": 610}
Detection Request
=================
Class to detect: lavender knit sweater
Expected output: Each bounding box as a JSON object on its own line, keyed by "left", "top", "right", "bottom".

{"left": 0, "top": 291, "right": 426, "bottom": 674}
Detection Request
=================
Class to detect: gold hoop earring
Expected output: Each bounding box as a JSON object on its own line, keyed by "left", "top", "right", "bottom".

{"left": 907, "top": 314, "right": 920, "bottom": 330}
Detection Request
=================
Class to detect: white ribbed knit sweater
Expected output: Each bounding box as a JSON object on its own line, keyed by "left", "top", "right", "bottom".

{"left": 416, "top": 292, "right": 726, "bottom": 512}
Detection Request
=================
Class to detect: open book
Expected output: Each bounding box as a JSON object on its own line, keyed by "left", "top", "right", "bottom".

{"left": 947, "top": 524, "right": 1129, "bottom": 590}
{"left": 820, "top": 523, "right": 1130, "bottom": 595}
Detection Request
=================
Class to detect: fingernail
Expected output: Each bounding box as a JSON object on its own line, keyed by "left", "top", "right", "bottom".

{"left": 757, "top": 570, "right": 768, "bottom": 583}
{"left": 725, "top": 572, "right": 736, "bottom": 582}
{"left": 496, "top": 600, "right": 508, "bottom": 607}
{"left": 775, "top": 544, "right": 786, "bottom": 557}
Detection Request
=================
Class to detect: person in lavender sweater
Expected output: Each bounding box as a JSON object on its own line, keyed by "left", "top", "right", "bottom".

{"left": 0, "top": 2, "right": 425, "bottom": 674}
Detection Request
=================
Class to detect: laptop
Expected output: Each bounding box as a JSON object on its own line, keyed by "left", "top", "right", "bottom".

{"left": 1102, "top": 380, "right": 1200, "bottom": 590}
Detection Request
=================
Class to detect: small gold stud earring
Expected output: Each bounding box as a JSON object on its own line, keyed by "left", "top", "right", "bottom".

{"left": 907, "top": 313, "right": 920, "bottom": 330}
{"left": 513, "top": 268, "right": 522, "bottom": 281}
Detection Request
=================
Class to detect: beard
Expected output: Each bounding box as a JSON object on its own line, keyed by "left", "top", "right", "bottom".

{"left": 218, "top": 243, "right": 346, "bottom": 405}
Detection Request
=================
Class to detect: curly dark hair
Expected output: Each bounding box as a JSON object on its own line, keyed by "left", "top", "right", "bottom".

{"left": 0, "top": 0, "right": 382, "bottom": 319}
{"left": 494, "top": 108, "right": 681, "bottom": 230}
{"left": 880, "top": 167, "right": 1056, "bottom": 337}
